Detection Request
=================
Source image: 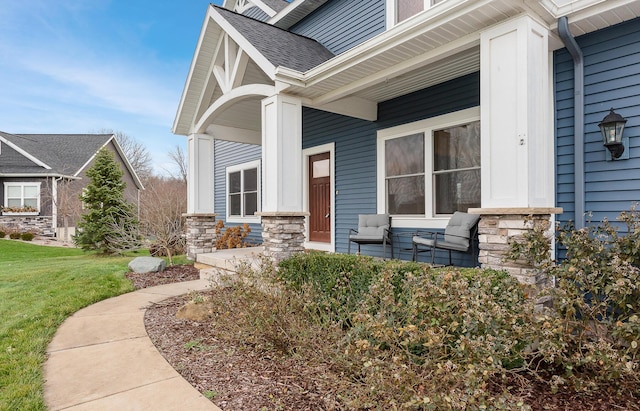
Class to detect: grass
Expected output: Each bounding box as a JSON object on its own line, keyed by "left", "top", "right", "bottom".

{"left": 0, "top": 239, "right": 136, "bottom": 410}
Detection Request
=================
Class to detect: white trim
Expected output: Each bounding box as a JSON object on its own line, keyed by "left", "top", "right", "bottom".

{"left": 376, "top": 106, "right": 480, "bottom": 228}
{"left": 0, "top": 135, "right": 51, "bottom": 170}
{"left": 209, "top": 7, "right": 277, "bottom": 80}
{"left": 225, "top": 159, "right": 261, "bottom": 223}
{"left": 3, "top": 181, "right": 42, "bottom": 214}
{"left": 195, "top": 84, "right": 276, "bottom": 133}
{"left": 303, "top": 143, "right": 335, "bottom": 252}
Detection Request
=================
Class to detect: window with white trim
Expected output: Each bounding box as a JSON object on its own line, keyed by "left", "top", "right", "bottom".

{"left": 377, "top": 107, "right": 480, "bottom": 227}
{"left": 387, "top": 0, "right": 447, "bottom": 26}
{"left": 3, "top": 182, "right": 41, "bottom": 213}
{"left": 226, "top": 160, "right": 260, "bottom": 223}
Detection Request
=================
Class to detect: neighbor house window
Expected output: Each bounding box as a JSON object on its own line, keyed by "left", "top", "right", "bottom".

{"left": 3, "top": 182, "right": 41, "bottom": 213}
{"left": 377, "top": 107, "right": 480, "bottom": 227}
{"left": 389, "top": 0, "right": 447, "bottom": 25}
{"left": 226, "top": 160, "right": 260, "bottom": 223}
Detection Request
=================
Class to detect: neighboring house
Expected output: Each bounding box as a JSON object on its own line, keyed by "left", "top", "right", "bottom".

{"left": 173, "top": 0, "right": 640, "bottom": 281}
{"left": 0, "top": 132, "right": 144, "bottom": 240}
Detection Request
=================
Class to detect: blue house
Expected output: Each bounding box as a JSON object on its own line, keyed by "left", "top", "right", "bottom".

{"left": 173, "top": 0, "right": 640, "bottom": 282}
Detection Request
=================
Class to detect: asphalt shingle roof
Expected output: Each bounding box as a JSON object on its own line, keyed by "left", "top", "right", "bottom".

{"left": 0, "top": 132, "right": 111, "bottom": 176}
{"left": 214, "top": 6, "right": 335, "bottom": 72}
{"left": 261, "top": 0, "right": 290, "bottom": 13}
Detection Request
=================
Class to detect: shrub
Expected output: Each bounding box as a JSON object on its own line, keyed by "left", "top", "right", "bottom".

{"left": 214, "top": 220, "right": 251, "bottom": 249}
{"left": 0, "top": 231, "right": 5, "bottom": 238}
{"left": 9, "top": 232, "right": 21, "bottom": 240}
{"left": 507, "top": 207, "right": 640, "bottom": 393}
{"left": 20, "top": 232, "right": 35, "bottom": 241}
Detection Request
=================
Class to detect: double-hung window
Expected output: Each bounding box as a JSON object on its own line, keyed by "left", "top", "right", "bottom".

{"left": 377, "top": 107, "right": 480, "bottom": 227}
{"left": 226, "top": 160, "right": 260, "bottom": 223}
{"left": 3, "top": 182, "right": 41, "bottom": 213}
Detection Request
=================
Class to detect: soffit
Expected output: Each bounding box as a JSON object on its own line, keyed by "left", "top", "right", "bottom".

{"left": 276, "top": 0, "right": 640, "bottom": 106}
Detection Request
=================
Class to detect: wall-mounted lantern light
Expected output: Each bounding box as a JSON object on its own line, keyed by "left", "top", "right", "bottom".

{"left": 598, "top": 108, "right": 626, "bottom": 159}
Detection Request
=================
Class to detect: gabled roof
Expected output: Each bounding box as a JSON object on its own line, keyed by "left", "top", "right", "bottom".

{"left": 214, "top": 6, "right": 334, "bottom": 72}
{"left": 0, "top": 132, "right": 144, "bottom": 189}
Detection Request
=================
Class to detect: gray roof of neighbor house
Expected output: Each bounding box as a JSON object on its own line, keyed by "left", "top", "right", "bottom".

{"left": 215, "top": 5, "right": 334, "bottom": 72}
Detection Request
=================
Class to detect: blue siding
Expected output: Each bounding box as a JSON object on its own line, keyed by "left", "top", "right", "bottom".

{"left": 555, "top": 17, "right": 640, "bottom": 230}
{"left": 290, "top": 0, "right": 386, "bottom": 55}
{"left": 243, "top": 7, "right": 269, "bottom": 21}
{"left": 303, "top": 72, "right": 480, "bottom": 265}
{"left": 213, "top": 140, "right": 263, "bottom": 245}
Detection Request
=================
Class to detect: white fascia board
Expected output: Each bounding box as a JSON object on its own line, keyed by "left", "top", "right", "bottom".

{"left": 173, "top": 6, "right": 220, "bottom": 135}
{"left": 540, "top": 0, "right": 611, "bottom": 18}
{"left": 268, "top": 0, "right": 308, "bottom": 25}
{"left": 208, "top": 7, "right": 277, "bottom": 81}
{"left": 252, "top": 0, "right": 277, "bottom": 17}
{"left": 0, "top": 173, "right": 79, "bottom": 179}
{"left": 0, "top": 135, "right": 52, "bottom": 170}
{"left": 546, "top": 0, "right": 640, "bottom": 29}
{"left": 275, "top": 0, "right": 491, "bottom": 91}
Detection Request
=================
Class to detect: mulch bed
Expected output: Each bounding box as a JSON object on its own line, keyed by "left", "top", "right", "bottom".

{"left": 137, "top": 264, "right": 640, "bottom": 410}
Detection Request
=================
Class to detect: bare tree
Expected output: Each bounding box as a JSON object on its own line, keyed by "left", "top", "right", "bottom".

{"left": 139, "top": 176, "right": 187, "bottom": 264}
{"left": 99, "top": 129, "right": 153, "bottom": 182}
{"left": 166, "top": 145, "right": 188, "bottom": 183}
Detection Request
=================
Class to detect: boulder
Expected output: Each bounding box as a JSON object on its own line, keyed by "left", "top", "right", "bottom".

{"left": 128, "top": 256, "right": 166, "bottom": 273}
{"left": 176, "top": 301, "right": 212, "bottom": 321}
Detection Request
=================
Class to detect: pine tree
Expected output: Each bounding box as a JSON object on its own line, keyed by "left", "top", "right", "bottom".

{"left": 74, "top": 148, "right": 140, "bottom": 253}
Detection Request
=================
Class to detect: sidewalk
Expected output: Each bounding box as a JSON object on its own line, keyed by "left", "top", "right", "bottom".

{"left": 44, "top": 280, "right": 222, "bottom": 411}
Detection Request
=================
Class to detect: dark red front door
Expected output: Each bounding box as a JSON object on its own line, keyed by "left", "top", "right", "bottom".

{"left": 309, "top": 152, "right": 331, "bottom": 243}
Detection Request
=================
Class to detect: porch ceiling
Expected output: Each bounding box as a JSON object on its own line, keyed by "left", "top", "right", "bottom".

{"left": 276, "top": 0, "right": 640, "bottom": 107}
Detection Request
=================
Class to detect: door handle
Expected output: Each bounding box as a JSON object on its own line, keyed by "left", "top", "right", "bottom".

{"left": 325, "top": 213, "right": 330, "bottom": 218}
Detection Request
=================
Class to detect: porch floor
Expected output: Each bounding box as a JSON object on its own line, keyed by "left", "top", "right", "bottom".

{"left": 196, "top": 247, "right": 264, "bottom": 282}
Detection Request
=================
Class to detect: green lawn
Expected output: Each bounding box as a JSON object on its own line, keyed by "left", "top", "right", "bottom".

{"left": 0, "top": 239, "right": 135, "bottom": 410}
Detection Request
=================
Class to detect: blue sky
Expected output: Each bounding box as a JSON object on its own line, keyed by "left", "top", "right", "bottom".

{"left": 0, "top": 0, "right": 223, "bottom": 175}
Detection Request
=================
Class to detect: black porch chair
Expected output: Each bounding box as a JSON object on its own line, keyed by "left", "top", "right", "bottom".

{"left": 412, "top": 211, "right": 480, "bottom": 265}
{"left": 348, "top": 214, "right": 393, "bottom": 259}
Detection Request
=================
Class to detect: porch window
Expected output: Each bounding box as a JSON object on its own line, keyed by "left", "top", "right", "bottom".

{"left": 377, "top": 107, "right": 480, "bottom": 227}
{"left": 389, "top": 0, "right": 447, "bottom": 25}
{"left": 3, "top": 182, "right": 41, "bottom": 213}
{"left": 226, "top": 160, "right": 260, "bottom": 223}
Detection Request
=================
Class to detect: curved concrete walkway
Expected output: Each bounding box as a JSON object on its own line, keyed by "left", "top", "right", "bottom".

{"left": 44, "top": 279, "right": 222, "bottom": 411}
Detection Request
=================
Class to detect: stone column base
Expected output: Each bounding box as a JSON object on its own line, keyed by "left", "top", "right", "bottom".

{"left": 468, "top": 207, "right": 562, "bottom": 303}
{"left": 256, "top": 212, "right": 308, "bottom": 264}
{"left": 183, "top": 213, "right": 217, "bottom": 261}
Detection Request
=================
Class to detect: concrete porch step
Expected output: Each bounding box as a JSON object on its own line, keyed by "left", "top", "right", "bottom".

{"left": 196, "top": 247, "right": 264, "bottom": 282}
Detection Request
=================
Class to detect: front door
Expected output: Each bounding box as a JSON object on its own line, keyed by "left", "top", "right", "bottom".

{"left": 308, "top": 152, "right": 331, "bottom": 243}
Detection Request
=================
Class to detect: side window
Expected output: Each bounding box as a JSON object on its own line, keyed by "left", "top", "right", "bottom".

{"left": 226, "top": 160, "right": 260, "bottom": 223}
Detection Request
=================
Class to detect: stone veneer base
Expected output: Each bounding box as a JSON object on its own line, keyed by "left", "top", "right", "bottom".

{"left": 183, "top": 213, "right": 217, "bottom": 261}
{"left": 468, "top": 207, "right": 562, "bottom": 306}
{"left": 257, "top": 212, "right": 308, "bottom": 264}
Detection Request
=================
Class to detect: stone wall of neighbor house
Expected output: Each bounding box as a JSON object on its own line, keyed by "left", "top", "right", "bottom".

{"left": 184, "top": 214, "right": 217, "bottom": 260}
{"left": 0, "top": 215, "right": 54, "bottom": 236}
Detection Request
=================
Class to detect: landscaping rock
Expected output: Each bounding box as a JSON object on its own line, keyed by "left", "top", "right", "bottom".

{"left": 128, "top": 256, "right": 166, "bottom": 273}
{"left": 176, "top": 300, "right": 212, "bottom": 322}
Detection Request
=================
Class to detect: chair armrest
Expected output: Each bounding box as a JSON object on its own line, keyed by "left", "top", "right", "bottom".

{"left": 349, "top": 228, "right": 359, "bottom": 236}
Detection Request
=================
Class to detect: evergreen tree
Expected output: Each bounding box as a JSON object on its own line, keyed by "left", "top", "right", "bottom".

{"left": 74, "top": 148, "right": 140, "bottom": 253}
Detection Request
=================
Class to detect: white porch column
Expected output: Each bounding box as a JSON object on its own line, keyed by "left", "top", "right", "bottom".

{"left": 261, "top": 94, "right": 303, "bottom": 212}
{"left": 480, "top": 15, "right": 553, "bottom": 208}
{"left": 187, "top": 133, "right": 215, "bottom": 214}
{"left": 185, "top": 133, "right": 216, "bottom": 261}
{"left": 258, "top": 94, "right": 307, "bottom": 263}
